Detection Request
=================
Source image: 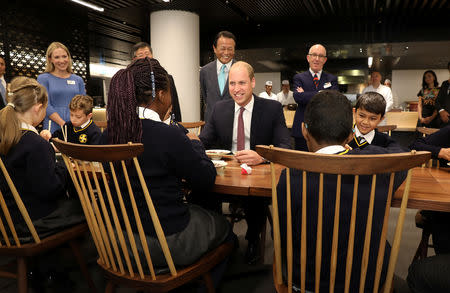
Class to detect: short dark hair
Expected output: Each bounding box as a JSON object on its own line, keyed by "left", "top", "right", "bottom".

{"left": 355, "top": 92, "right": 386, "bottom": 117}
{"left": 131, "top": 42, "right": 153, "bottom": 59}
{"left": 422, "top": 70, "right": 439, "bottom": 89}
{"left": 213, "top": 31, "right": 236, "bottom": 48}
{"left": 304, "top": 90, "right": 353, "bottom": 145}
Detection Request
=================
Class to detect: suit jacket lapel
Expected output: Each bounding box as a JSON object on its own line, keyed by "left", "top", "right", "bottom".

{"left": 224, "top": 101, "right": 235, "bottom": 149}
{"left": 250, "top": 95, "right": 260, "bottom": 149}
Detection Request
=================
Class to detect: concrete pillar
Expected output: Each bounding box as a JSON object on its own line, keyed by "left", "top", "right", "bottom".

{"left": 150, "top": 10, "right": 200, "bottom": 122}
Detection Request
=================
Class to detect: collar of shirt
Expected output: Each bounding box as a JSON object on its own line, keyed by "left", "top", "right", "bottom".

{"left": 137, "top": 106, "right": 161, "bottom": 122}
{"left": 21, "top": 121, "right": 38, "bottom": 135}
{"left": 309, "top": 68, "right": 323, "bottom": 80}
{"left": 315, "top": 145, "right": 346, "bottom": 154}
{"left": 79, "top": 119, "right": 91, "bottom": 129}
{"left": 354, "top": 126, "right": 375, "bottom": 144}
{"left": 234, "top": 95, "right": 254, "bottom": 114}
{"left": 216, "top": 59, "right": 233, "bottom": 76}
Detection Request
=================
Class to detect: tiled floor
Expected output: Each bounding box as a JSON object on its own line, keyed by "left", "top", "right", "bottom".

{"left": 0, "top": 205, "right": 425, "bottom": 293}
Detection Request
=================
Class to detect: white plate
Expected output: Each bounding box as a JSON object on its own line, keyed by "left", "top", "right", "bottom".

{"left": 206, "top": 149, "right": 231, "bottom": 160}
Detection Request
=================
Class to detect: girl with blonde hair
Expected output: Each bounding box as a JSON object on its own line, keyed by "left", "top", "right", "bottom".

{"left": 0, "top": 76, "right": 83, "bottom": 237}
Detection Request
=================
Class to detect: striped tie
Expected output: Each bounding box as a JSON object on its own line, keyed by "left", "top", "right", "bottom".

{"left": 313, "top": 74, "right": 319, "bottom": 89}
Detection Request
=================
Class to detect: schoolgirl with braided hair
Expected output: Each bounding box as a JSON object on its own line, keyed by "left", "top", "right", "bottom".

{"left": 104, "top": 57, "right": 234, "bottom": 278}
{"left": 0, "top": 76, "right": 84, "bottom": 237}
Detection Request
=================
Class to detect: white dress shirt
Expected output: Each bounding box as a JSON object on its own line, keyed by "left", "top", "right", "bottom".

{"left": 137, "top": 107, "right": 161, "bottom": 122}
{"left": 315, "top": 145, "right": 347, "bottom": 154}
{"left": 216, "top": 60, "right": 233, "bottom": 77}
{"left": 259, "top": 91, "right": 278, "bottom": 101}
{"left": 231, "top": 97, "right": 254, "bottom": 152}
{"left": 276, "top": 90, "right": 295, "bottom": 105}
{"left": 309, "top": 68, "right": 323, "bottom": 79}
{"left": 21, "top": 121, "right": 39, "bottom": 134}
{"left": 354, "top": 126, "right": 375, "bottom": 144}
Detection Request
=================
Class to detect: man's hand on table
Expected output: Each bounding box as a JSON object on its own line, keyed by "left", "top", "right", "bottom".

{"left": 439, "top": 110, "right": 450, "bottom": 124}
{"left": 234, "top": 150, "right": 265, "bottom": 166}
{"left": 438, "top": 148, "right": 450, "bottom": 161}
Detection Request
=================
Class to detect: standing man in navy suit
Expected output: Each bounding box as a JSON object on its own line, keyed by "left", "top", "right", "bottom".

{"left": 200, "top": 61, "right": 291, "bottom": 264}
{"left": 200, "top": 31, "right": 236, "bottom": 122}
{"left": 292, "top": 44, "right": 338, "bottom": 150}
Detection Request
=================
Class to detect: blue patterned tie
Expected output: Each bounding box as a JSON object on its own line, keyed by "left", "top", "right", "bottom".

{"left": 218, "top": 64, "right": 227, "bottom": 95}
{"left": 0, "top": 82, "right": 6, "bottom": 105}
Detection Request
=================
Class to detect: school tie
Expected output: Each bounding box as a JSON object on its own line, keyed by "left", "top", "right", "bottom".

{"left": 0, "top": 82, "right": 6, "bottom": 105}
{"left": 313, "top": 74, "right": 319, "bottom": 89}
{"left": 218, "top": 64, "right": 227, "bottom": 95}
{"left": 237, "top": 107, "right": 245, "bottom": 151}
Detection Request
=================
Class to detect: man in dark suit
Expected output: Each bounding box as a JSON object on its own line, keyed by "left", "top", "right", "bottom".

{"left": 292, "top": 44, "right": 338, "bottom": 150}
{"left": 277, "top": 90, "right": 407, "bottom": 292}
{"left": 200, "top": 61, "right": 291, "bottom": 264}
{"left": 200, "top": 31, "right": 236, "bottom": 122}
{"left": 436, "top": 61, "right": 450, "bottom": 127}
{"left": 131, "top": 42, "right": 182, "bottom": 122}
{"left": 0, "top": 56, "right": 7, "bottom": 109}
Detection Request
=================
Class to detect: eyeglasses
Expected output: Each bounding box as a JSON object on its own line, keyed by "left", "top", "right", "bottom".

{"left": 308, "top": 53, "right": 326, "bottom": 59}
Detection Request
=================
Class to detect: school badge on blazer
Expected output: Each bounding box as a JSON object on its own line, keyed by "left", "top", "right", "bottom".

{"left": 79, "top": 134, "right": 88, "bottom": 143}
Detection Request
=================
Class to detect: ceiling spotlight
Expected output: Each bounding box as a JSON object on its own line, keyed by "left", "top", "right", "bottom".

{"left": 368, "top": 57, "right": 373, "bottom": 68}
{"left": 70, "top": 0, "right": 104, "bottom": 11}
{"left": 162, "top": 0, "right": 170, "bottom": 2}
{"left": 405, "top": 46, "right": 409, "bottom": 50}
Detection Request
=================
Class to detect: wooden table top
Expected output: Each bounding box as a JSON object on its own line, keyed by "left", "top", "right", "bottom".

{"left": 213, "top": 159, "right": 450, "bottom": 212}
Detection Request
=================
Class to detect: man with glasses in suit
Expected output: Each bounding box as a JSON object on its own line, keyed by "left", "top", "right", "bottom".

{"left": 292, "top": 44, "right": 338, "bottom": 151}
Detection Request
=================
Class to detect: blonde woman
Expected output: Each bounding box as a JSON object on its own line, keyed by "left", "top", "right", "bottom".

{"left": 37, "top": 42, "right": 85, "bottom": 133}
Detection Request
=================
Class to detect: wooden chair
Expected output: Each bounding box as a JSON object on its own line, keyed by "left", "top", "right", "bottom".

{"left": 256, "top": 145, "right": 430, "bottom": 293}
{"left": 416, "top": 127, "right": 440, "bottom": 168}
{"left": 412, "top": 126, "right": 440, "bottom": 262}
{"left": 0, "top": 158, "right": 96, "bottom": 293}
{"left": 52, "top": 139, "right": 233, "bottom": 293}
{"left": 95, "top": 121, "right": 107, "bottom": 132}
{"left": 376, "top": 125, "right": 397, "bottom": 136}
{"left": 179, "top": 121, "right": 205, "bottom": 135}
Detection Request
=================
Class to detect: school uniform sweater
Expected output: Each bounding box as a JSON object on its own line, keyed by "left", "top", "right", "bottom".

{"left": 348, "top": 128, "right": 404, "bottom": 150}
{"left": 52, "top": 120, "right": 101, "bottom": 145}
{"left": 102, "top": 119, "right": 216, "bottom": 237}
{"left": 0, "top": 130, "right": 67, "bottom": 221}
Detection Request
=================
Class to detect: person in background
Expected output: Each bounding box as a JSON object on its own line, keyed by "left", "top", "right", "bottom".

{"left": 277, "top": 79, "right": 295, "bottom": 106}
{"left": 348, "top": 92, "right": 403, "bottom": 150}
{"left": 200, "top": 31, "right": 236, "bottom": 121}
{"left": 384, "top": 78, "right": 399, "bottom": 109}
{"left": 417, "top": 70, "right": 440, "bottom": 128}
{"left": 104, "top": 57, "right": 234, "bottom": 290}
{"left": 200, "top": 61, "right": 291, "bottom": 265}
{"left": 362, "top": 71, "right": 393, "bottom": 120}
{"left": 436, "top": 62, "right": 450, "bottom": 127}
{"left": 0, "top": 56, "right": 8, "bottom": 110}
{"left": 131, "top": 42, "right": 182, "bottom": 122}
{"left": 40, "top": 95, "right": 101, "bottom": 145}
{"left": 37, "top": 42, "right": 86, "bottom": 133}
{"left": 0, "top": 77, "right": 83, "bottom": 235}
{"left": 292, "top": 44, "right": 338, "bottom": 151}
{"left": 259, "top": 80, "right": 277, "bottom": 101}
{"left": 277, "top": 90, "right": 407, "bottom": 292}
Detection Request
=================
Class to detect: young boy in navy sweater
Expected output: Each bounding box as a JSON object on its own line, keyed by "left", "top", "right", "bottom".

{"left": 41, "top": 95, "right": 101, "bottom": 144}
{"left": 349, "top": 92, "right": 402, "bottom": 150}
